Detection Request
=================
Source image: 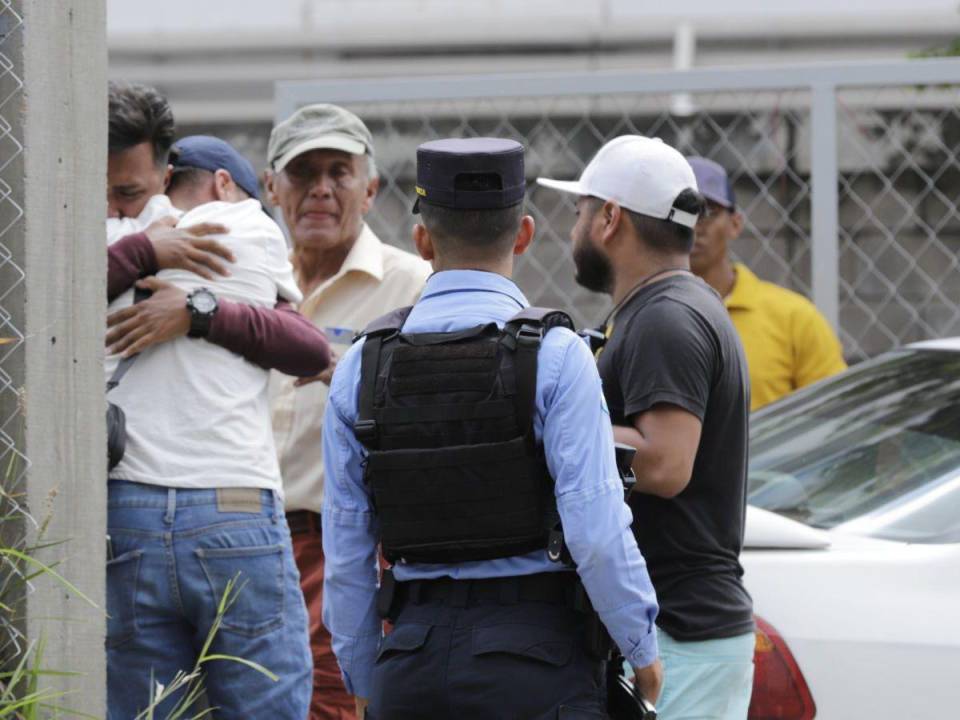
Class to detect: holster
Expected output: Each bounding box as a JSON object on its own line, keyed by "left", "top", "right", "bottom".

{"left": 584, "top": 610, "right": 614, "bottom": 660}
{"left": 573, "top": 581, "right": 614, "bottom": 660}
{"left": 377, "top": 568, "right": 398, "bottom": 622}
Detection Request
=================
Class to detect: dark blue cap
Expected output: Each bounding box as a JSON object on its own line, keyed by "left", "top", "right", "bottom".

{"left": 687, "top": 156, "right": 735, "bottom": 209}
{"left": 413, "top": 137, "right": 525, "bottom": 214}
{"left": 171, "top": 135, "right": 260, "bottom": 201}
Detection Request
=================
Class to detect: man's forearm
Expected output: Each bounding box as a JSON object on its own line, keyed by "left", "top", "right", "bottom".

{"left": 106, "top": 232, "right": 328, "bottom": 372}
{"left": 613, "top": 424, "right": 689, "bottom": 498}
{"left": 107, "top": 232, "right": 157, "bottom": 301}
{"left": 613, "top": 425, "right": 668, "bottom": 496}
{"left": 208, "top": 300, "right": 331, "bottom": 376}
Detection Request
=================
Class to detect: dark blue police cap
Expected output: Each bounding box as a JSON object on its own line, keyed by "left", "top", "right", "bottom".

{"left": 171, "top": 135, "right": 260, "bottom": 201}
{"left": 413, "top": 137, "right": 525, "bottom": 214}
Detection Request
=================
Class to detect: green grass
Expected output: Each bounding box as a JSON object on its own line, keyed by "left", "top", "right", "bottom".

{"left": 135, "top": 575, "right": 279, "bottom": 720}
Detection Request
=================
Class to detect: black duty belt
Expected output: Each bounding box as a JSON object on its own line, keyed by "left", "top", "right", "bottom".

{"left": 397, "top": 571, "right": 585, "bottom": 610}
{"left": 286, "top": 510, "right": 321, "bottom": 535}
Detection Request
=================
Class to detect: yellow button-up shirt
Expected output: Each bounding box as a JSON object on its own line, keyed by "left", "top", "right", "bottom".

{"left": 270, "top": 224, "right": 431, "bottom": 513}
{"left": 725, "top": 263, "right": 846, "bottom": 410}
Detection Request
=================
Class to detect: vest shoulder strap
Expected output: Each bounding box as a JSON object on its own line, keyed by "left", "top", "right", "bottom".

{"left": 356, "top": 305, "right": 414, "bottom": 342}
{"left": 355, "top": 306, "right": 414, "bottom": 445}
{"left": 505, "top": 306, "right": 575, "bottom": 332}
{"left": 502, "top": 307, "right": 575, "bottom": 445}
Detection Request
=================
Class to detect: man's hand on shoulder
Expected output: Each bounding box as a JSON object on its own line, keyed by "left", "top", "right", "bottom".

{"left": 145, "top": 217, "right": 235, "bottom": 280}
{"left": 106, "top": 277, "right": 189, "bottom": 357}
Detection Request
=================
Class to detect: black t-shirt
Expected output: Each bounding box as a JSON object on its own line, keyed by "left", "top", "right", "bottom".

{"left": 597, "top": 274, "right": 754, "bottom": 641}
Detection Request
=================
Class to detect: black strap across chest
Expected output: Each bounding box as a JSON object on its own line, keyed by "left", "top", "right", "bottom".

{"left": 107, "top": 286, "right": 153, "bottom": 392}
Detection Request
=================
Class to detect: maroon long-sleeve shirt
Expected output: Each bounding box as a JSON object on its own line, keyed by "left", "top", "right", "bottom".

{"left": 107, "top": 232, "right": 330, "bottom": 377}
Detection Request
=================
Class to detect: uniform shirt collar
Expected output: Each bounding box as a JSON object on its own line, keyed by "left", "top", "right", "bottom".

{"left": 419, "top": 269, "right": 529, "bottom": 308}
{"left": 724, "top": 262, "right": 761, "bottom": 311}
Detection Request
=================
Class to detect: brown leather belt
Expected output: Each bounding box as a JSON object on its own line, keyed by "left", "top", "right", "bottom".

{"left": 286, "top": 510, "right": 321, "bottom": 535}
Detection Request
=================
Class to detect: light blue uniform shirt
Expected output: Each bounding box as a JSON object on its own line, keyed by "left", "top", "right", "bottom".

{"left": 321, "top": 270, "right": 659, "bottom": 699}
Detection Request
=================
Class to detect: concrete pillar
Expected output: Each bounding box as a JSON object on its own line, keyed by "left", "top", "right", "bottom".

{"left": 12, "top": 1, "right": 106, "bottom": 715}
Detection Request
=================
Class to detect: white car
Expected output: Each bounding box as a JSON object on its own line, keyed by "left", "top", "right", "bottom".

{"left": 741, "top": 339, "right": 960, "bottom": 719}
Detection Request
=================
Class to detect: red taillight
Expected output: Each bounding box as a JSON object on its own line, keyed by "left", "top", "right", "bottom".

{"left": 748, "top": 615, "right": 816, "bottom": 720}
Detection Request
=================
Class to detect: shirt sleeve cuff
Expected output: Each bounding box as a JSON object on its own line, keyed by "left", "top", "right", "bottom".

{"left": 624, "top": 626, "right": 659, "bottom": 670}
{"left": 625, "top": 389, "right": 705, "bottom": 422}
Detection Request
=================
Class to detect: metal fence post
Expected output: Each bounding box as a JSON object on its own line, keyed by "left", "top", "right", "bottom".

{"left": 810, "top": 82, "right": 840, "bottom": 331}
{"left": 18, "top": 0, "right": 107, "bottom": 715}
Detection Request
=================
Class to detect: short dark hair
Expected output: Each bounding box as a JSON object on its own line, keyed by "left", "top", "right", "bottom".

{"left": 167, "top": 164, "right": 252, "bottom": 201}
{"left": 419, "top": 203, "right": 523, "bottom": 260}
{"left": 166, "top": 166, "right": 213, "bottom": 198}
{"left": 624, "top": 188, "right": 704, "bottom": 254}
{"left": 108, "top": 81, "right": 175, "bottom": 167}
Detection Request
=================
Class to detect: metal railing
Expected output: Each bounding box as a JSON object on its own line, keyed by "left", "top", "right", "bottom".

{"left": 277, "top": 57, "right": 960, "bottom": 361}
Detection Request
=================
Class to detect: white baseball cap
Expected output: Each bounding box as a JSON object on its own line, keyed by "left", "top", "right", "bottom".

{"left": 536, "top": 135, "right": 700, "bottom": 228}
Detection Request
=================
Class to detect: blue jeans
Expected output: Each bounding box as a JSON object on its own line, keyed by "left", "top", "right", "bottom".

{"left": 655, "top": 628, "right": 755, "bottom": 720}
{"left": 106, "top": 480, "right": 311, "bottom": 719}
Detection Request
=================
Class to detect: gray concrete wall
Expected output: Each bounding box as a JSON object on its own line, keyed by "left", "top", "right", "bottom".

{"left": 19, "top": 1, "right": 107, "bottom": 716}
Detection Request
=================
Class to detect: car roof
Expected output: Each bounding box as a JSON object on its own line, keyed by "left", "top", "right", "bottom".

{"left": 906, "top": 337, "right": 960, "bottom": 352}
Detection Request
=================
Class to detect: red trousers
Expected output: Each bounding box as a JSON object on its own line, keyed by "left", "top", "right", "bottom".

{"left": 290, "top": 525, "right": 357, "bottom": 720}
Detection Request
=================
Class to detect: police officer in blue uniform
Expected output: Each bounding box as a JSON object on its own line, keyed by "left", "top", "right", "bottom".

{"left": 321, "top": 137, "right": 662, "bottom": 719}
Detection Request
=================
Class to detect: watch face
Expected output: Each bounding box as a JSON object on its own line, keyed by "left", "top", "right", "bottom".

{"left": 191, "top": 290, "right": 217, "bottom": 314}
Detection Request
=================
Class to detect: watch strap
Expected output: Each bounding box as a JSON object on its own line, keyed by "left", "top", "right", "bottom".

{"left": 186, "top": 289, "right": 218, "bottom": 338}
{"left": 188, "top": 311, "right": 213, "bottom": 338}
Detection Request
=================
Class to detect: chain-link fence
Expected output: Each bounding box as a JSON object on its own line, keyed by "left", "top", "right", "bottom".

{"left": 277, "top": 60, "right": 960, "bottom": 362}
{"left": 0, "top": 0, "right": 32, "bottom": 668}
{"left": 339, "top": 91, "right": 815, "bottom": 331}
{"left": 836, "top": 86, "right": 960, "bottom": 358}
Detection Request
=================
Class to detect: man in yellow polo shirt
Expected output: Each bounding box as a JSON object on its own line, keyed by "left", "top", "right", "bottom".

{"left": 687, "top": 157, "right": 846, "bottom": 410}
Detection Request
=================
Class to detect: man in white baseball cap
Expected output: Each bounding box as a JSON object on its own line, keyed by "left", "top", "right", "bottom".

{"left": 538, "top": 136, "right": 756, "bottom": 720}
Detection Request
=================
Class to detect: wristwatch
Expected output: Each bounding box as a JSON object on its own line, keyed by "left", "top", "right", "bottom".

{"left": 186, "top": 287, "right": 219, "bottom": 338}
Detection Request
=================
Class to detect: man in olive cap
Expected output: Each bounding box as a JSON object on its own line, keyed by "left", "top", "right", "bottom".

{"left": 322, "top": 137, "right": 661, "bottom": 718}
{"left": 265, "top": 104, "right": 429, "bottom": 719}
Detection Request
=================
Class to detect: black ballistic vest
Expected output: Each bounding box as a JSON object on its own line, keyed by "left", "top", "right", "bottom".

{"left": 354, "top": 305, "right": 575, "bottom": 564}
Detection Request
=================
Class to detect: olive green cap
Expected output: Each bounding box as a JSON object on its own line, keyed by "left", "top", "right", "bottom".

{"left": 268, "top": 103, "right": 374, "bottom": 172}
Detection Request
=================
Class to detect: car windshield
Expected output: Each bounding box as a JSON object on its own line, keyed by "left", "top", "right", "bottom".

{"left": 748, "top": 349, "right": 960, "bottom": 544}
